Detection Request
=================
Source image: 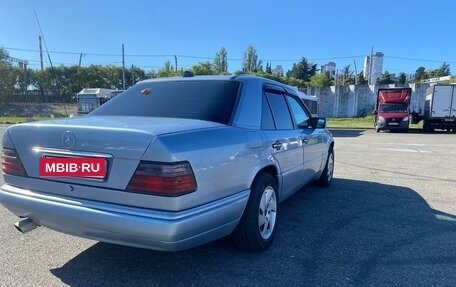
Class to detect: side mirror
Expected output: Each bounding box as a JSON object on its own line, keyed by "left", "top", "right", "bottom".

{"left": 313, "top": 117, "right": 326, "bottom": 129}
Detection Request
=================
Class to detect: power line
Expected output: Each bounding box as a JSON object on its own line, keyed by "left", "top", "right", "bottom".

{"left": 5, "top": 46, "right": 456, "bottom": 73}
{"left": 3, "top": 46, "right": 367, "bottom": 62}
{"left": 385, "top": 55, "right": 456, "bottom": 64}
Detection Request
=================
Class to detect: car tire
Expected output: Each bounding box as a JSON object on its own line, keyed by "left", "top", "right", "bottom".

{"left": 317, "top": 148, "right": 334, "bottom": 187}
{"left": 233, "top": 173, "right": 278, "bottom": 252}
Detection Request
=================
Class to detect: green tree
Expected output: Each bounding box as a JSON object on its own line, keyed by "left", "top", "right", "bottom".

{"left": 396, "top": 72, "right": 407, "bottom": 84}
{"left": 0, "top": 48, "right": 26, "bottom": 101}
{"left": 102, "top": 65, "right": 124, "bottom": 89}
{"left": 357, "top": 72, "right": 368, "bottom": 85}
{"left": 253, "top": 70, "right": 281, "bottom": 82}
{"left": 190, "top": 61, "right": 215, "bottom": 75}
{"left": 335, "top": 65, "right": 355, "bottom": 85}
{"left": 284, "top": 76, "right": 306, "bottom": 88}
{"left": 286, "top": 57, "right": 317, "bottom": 82}
{"left": 434, "top": 62, "right": 451, "bottom": 77}
{"left": 242, "top": 45, "right": 262, "bottom": 73}
{"left": 310, "top": 73, "right": 332, "bottom": 87}
{"left": 377, "top": 71, "right": 394, "bottom": 85}
{"left": 414, "top": 67, "right": 427, "bottom": 82}
{"left": 156, "top": 61, "right": 181, "bottom": 78}
{"left": 213, "top": 47, "right": 228, "bottom": 74}
{"left": 0, "top": 47, "right": 9, "bottom": 63}
{"left": 265, "top": 62, "right": 272, "bottom": 74}
{"left": 146, "top": 70, "right": 157, "bottom": 79}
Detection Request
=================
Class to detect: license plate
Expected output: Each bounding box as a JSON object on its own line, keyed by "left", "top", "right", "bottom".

{"left": 39, "top": 157, "right": 106, "bottom": 179}
{"left": 389, "top": 122, "right": 399, "bottom": 126}
{"left": 444, "top": 119, "right": 455, "bottom": 122}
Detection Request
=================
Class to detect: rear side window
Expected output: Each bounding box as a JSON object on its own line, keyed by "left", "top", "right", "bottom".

{"left": 261, "top": 95, "right": 275, "bottom": 129}
{"left": 91, "top": 80, "right": 240, "bottom": 124}
{"left": 264, "top": 92, "right": 294, "bottom": 130}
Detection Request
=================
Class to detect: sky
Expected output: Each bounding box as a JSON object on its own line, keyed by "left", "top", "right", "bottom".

{"left": 1, "top": 0, "right": 456, "bottom": 76}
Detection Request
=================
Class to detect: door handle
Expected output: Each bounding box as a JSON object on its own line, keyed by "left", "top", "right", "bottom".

{"left": 272, "top": 141, "right": 283, "bottom": 150}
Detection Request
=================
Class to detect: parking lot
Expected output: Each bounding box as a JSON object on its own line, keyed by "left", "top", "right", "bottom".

{"left": 0, "top": 126, "right": 455, "bottom": 287}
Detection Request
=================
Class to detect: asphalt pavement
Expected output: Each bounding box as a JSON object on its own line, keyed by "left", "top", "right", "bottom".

{"left": 1, "top": 126, "right": 455, "bottom": 287}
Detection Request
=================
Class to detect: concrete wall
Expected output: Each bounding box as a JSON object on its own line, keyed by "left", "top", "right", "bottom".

{"left": 307, "top": 83, "right": 431, "bottom": 118}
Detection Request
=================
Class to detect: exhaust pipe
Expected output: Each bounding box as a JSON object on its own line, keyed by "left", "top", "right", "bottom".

{"left": 14, "top": 218, "right": 38, "bottom": 233}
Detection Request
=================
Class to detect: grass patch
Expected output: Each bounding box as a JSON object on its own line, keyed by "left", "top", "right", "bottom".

{"left": 327, "top": 116, "right": 374, "bottom": 129}
{"left": 0, "top": 116, "right": 56, "bottom": 124}
{"left": 327, "top": 116, "right": 423, "bottom": 130}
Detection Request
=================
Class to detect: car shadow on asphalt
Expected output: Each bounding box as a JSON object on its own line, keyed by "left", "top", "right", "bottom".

{"left": 329, "top": 129, "right": 368, "bottom": 138}
{"left": 50, "top": 178, "right": 456, "bottom": 287}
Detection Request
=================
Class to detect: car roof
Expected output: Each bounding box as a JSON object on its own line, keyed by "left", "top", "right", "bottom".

{"left": 140, "top": 75, "right": 234, "bottom": 83}
{"left": 138, "top": 74, "right": 297, "bottom": 94}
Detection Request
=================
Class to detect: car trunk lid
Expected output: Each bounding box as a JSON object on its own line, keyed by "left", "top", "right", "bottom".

{"left": 6, "top": 116, "right": 220, "bottom": 191}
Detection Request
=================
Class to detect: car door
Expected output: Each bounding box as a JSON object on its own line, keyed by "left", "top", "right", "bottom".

{"left": 285, "top": 93, "right": 324, "bottom": 180}
{"left": 261, "top": 89, "right": 304, "bottom": 199}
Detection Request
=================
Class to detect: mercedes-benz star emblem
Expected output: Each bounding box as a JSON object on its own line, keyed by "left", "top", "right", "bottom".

{"left": 62, "top": 131, "right": 76, "bottom": 148}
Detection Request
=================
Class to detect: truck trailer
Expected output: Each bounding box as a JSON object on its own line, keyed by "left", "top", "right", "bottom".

{"left": 374, "top": 88, "right": 412, "bottom": 133}
{"left": 411, "top": 84, "right": 456, "bottom": 132}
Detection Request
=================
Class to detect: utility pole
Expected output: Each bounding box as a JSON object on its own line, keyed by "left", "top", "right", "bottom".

{"left": 79, "top": 53, "right": 83, "bottom": 67}
{"left": 39, "top": 36, "right": 44, "bottom": 71}
{"left": 122, "top": 43, "right": 126, "bottom": 90}
{"left": 38, "top": 36, "right": 44, "bottom": 98}
{"left": 174, "top": 55, "right": 178, "bottom": 72}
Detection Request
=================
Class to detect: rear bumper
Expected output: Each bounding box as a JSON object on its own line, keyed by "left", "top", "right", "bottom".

{"left": 0, "top": 184, "right": 249, "bottom": 251}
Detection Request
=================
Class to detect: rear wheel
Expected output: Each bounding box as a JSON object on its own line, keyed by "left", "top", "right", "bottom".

{"left": 233, "top": 173, "right": 278, "bottom": 252}
{"left": 317, "top": 148, "right": 334, "bottom": 187}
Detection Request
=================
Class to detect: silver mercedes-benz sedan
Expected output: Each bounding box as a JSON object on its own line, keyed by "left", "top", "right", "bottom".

{"left": 0, "top": 75, "right": 334, "bottom": 252}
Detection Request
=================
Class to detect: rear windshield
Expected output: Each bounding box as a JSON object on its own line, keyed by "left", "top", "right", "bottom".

{"left": 91, "top": 80, "right": 240, "bottom": 124}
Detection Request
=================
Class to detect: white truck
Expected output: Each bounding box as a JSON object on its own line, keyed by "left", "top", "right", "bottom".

{"left": 411, "top": 84, "right": 456, "bottom": 132}
{"left": 76, "top": 88, "right": 123, "bottom": 115}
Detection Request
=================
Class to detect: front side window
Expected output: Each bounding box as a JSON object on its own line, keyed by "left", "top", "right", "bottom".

{"left": 287, "top": 95, "right": 311, "bottom": 129}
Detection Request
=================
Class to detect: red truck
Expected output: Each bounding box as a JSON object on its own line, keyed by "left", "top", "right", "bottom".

{"left": 374, "top": 88, "right": 412, "bottom": 132}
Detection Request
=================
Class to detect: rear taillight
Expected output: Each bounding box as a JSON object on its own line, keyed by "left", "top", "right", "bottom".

{"left": 126, "top": 161, "right": 197, "bottom": 196}
{"left": 2, "top": 148, "right": 27, "bottom": 176}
